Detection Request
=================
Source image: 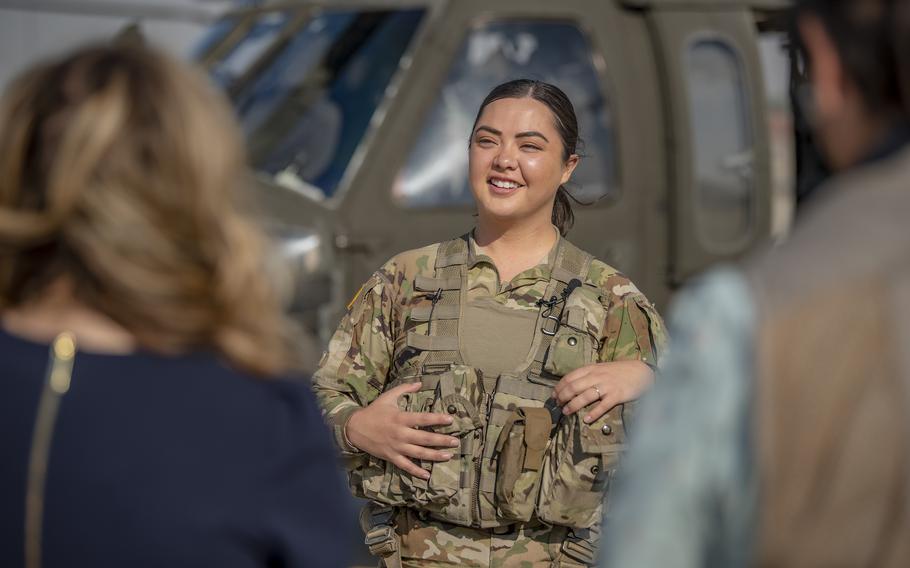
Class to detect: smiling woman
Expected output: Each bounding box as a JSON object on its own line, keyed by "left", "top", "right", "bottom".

{"left": 469, "top": 80, "right": 580, "bottom": 243}
{"left": 312, "top": 79, "right": 667, "bottom": 567}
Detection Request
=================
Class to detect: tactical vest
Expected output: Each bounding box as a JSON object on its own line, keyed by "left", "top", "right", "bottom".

{"left": 350, "top": 235, "right": 626, "bottom": 531}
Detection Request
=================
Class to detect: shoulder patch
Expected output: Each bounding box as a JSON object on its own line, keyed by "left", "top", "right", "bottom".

{"left": 347, "top": 283, "right": 367, "bottom": 312}
{"left": 347, "top": 273, "right": 382, "bottom": 315}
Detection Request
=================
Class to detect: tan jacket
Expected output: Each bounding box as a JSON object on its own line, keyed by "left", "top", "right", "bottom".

{"left": 748, "top": 148, "right": 910, "bottom": 567}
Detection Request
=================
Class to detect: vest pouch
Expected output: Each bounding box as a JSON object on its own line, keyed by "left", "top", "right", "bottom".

{"left": 543, "top": 288, "right": 607, "bottom": 378}
{"left": 537, "top": 404, "right": 625, "bottom": 529}
{"left": 477, "top": 375, "right": 555, "bottom": 526}
{"left": 544, "top": 324, "right": 597, "bottom": 377}
{"left": 387, "top": 368, "right": 482, "bottom": 526}
{"left": 493, "top": 407, "right": 552, "bottom": 522}
{"left": 353, "top": 382, "right": 433, "bottom": 508}
{"left": 351, "top": 453, "right": 403, "bottom": 505}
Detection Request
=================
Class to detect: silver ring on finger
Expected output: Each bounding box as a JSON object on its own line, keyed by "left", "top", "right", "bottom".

{"left": 592, "top": 385, "right": 602, "bottom": 399}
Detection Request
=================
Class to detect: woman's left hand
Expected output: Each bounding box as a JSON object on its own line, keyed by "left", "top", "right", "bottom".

{"left": 552, "top": 360, "right": 655, "bottom": 423}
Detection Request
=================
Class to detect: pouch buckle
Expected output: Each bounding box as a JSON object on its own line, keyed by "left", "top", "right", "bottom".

{"left": 364, "top": 525, "right": 398, "bottom": 557}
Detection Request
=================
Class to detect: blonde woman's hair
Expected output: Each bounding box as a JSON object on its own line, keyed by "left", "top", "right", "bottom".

{"left": 0, "top": 43, "right": 298, "bottom": 376}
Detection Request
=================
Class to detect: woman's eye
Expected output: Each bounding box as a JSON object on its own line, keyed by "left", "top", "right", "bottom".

{"left": 476, "top": 138, "right": 495, "bottom": 147}
{"left": 521, "top": 144, "right": 541, "bottom": 151}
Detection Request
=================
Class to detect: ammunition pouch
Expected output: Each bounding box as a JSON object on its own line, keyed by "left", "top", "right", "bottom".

{"left": 537, "top": 409, "right": 624, "bottom": 529}
{"left": 493, "top": 406, "right": 551, "bottom": 520}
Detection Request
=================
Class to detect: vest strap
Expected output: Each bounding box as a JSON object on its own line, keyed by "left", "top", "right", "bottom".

{"left": 494, "top": 375, "right": 554, "bottom": 402}
{"left": 527, "top": 240, "right": 594, "bottom": 378}
{"left": 407, "top": 332, "right": 459, "bottom": 352}
{"left": 435, "top": 235, "right": 469, "bottom": 268}
{"left": 414, "top": 275, "right": 462, "bottom": 292}
{"left": 409, "top": 304, "right": 459, "bottom": 321}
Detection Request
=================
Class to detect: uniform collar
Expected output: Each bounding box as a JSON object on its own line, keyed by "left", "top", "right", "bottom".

{"left": 466, "top": 226, "right": 562, "bottom": 284}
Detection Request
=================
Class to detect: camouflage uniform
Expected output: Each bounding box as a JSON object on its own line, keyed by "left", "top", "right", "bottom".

{"left": 314, "top": 231, "right": 666, "bottom": 567}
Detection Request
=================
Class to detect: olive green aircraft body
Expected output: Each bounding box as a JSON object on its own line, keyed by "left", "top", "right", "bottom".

{"left": 197, "top": 0, "right": 795, "bottom": 356}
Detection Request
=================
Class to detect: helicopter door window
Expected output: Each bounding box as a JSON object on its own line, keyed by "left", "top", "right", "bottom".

{"left": 685, "top": 37, "right": 755, "bottom": 247}
{"left": 206, "top": 9, "right": 426, "bottom": 199}
{"left": 395, "top": 21, "right": 618, "bottom": 208}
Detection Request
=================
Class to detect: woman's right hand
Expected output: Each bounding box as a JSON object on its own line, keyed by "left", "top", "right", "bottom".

{"left": 345, "top": 382, "right": 461, "bottom": 479}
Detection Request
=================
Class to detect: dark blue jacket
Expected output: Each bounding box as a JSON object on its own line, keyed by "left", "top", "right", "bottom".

{"left": 0, "top": 328, "right": 357, "bottom": 567}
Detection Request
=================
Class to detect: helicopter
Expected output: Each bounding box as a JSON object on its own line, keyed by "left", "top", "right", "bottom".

{"left": 195, "top": 0, "right": 796, "bottom": 354}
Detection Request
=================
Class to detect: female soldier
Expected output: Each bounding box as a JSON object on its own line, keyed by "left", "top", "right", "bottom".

{"left": 313, "top": 79, "right": 666, "bottom": 567}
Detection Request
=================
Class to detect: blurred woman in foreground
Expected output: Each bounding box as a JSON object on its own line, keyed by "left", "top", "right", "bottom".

{"left": 0, "top": 44, "right": 354, "bottom": 567}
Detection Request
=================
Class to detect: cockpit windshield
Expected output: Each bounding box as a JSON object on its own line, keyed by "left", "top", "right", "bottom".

{"left": 197, "top": 8, "right": 426, "bottom": 199}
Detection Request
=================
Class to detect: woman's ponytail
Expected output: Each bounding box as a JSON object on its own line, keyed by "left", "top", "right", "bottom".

{"left": 552, "top": 186, "right": 575, "bottom": 237}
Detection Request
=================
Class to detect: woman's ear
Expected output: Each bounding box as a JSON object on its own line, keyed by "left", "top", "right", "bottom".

{"left": 561, "top": 154, "right": 580, "bottom": 185}
{"left": 799, "top": 14, "right": 849, "bottom": 124}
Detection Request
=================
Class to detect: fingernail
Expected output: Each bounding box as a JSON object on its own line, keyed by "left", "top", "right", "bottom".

{"left": 583, "top": 415, "right": 592, "bottom": 423}
{"left": 423, "top": 472, "right": 431, "bottom": 479}
{"left": 450, "top": 439, "right": 460, "bottom": 447}
{"left": 445, "top": 417, "right": 454, "bottom": 424}
{"left": 562, "top": 407, "right": 570, "bottom": 415}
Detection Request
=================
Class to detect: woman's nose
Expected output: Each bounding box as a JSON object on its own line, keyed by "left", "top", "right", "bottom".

{"left": 493, "top": 145, "right": 517, "bottom": 169}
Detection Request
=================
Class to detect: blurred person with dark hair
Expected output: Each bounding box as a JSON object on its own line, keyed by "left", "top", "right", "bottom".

{"left": 603, "top": 1, "right": 910, "bottom": 567}
{"left": 0, "top": 44, "right": 356, "bottom": 567}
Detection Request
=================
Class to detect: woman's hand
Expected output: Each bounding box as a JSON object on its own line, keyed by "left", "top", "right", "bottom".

{"left": 552, "top": 360, "right": 655, "bottom": 424}
{"left": 345, "top": 382, "right": 461, "bottom": 479}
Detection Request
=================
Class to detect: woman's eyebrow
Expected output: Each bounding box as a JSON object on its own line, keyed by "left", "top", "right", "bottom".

{"left": 516, "top": 131, "right": 549, "bottom": 143}
{"left": 474, "top": 125, "right": 501, "bottom": 136}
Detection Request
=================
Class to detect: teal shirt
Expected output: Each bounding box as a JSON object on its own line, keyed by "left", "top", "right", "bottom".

{"left": 602, "top": 267, "right": 758, "bottom": 568}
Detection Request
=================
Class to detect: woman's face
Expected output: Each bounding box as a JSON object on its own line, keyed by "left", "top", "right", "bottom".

{"left": 469, "top": 97, "right": 578, "bottom": 227}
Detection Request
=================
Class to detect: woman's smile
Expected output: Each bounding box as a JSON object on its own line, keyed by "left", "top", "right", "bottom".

{"left": 487, "top": 175, "right": 525, "bottom": 195}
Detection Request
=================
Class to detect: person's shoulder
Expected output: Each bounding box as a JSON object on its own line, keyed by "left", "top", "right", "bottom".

{"left": 172, "top": 354, "right": 312, "bottom": 409}
{"left": 212, "top": 364, "right": 328, "bottom": 436}
{"left": 558, "top": 239, "right": 642, "bottom": 298}
{"left": 747, "top": 147, "right": 910, "bottom": 307}
{"left": 671, "top": 267, "right": 755, "bottom": 331}
{"left": 381, "top": 241, "right": 441, "bottom": 276}
{"left": 375, "top": 236, "right": 466, "bottom": 289}
{"left": 585, "top": 259, "right": 636, "bottom": 295}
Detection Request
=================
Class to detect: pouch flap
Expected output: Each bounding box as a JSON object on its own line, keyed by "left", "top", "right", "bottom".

{"left": 566, "top": 306, "right": 586, "bottom": 331}
{"left": 522, "top": 408, "right": 551, "bottom": 451}
{"left": 579, "top": 419, "right": 625, "bottom": 454}
{"left": 520, "top": 407, "right": 552, "bottom": 470}
{"left": 564, "top": 286, "right": 607, "bottom": 338}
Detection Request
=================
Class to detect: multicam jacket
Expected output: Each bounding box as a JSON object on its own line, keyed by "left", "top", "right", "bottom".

{"left": 313, "top": 231, "right": 666, "bottom": 532}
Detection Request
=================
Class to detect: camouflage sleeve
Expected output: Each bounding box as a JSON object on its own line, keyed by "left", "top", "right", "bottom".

{"left": 599, "top": 289, "right": 668, "bottom": 367}
{"left": 598, "top": 282, "right": 668, "bottom": 431}
{"left": 312, "top": 269, "right": 397, "bottom": 456}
